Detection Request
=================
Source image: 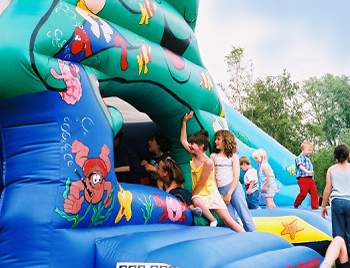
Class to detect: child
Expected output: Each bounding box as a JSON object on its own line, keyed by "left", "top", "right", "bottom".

{"left": 211, "top": 130, "right": 255, "bottom": 232}
{"left": 113, "top": 131, "right": 131, "bottom": 176}
{"left": 240, "top": 156, "right": 260, "bottom": 209}
{"left": 180, "top": 111, "right": 244, "bottom": 232}
{"left": 157, "top": 156, "right": 202, "bottom": 216}
{"left": 294, "top": 140, "right": 319, "bottom": 209}
{"left": 321, "top": 144, "right": 350, "bottom": 254}
{"left": 113, "top": 130, "right": 147, "bottom": 184}
{"left": 141, "top": 132, "right": 170, "bottom": 188}
{"left": 252, "top": 149, "right": 279, "bottom": 209}
{"left": 320, "top": 236, "right": 350, "bottom": 268}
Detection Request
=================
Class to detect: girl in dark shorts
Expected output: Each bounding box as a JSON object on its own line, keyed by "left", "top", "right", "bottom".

{"left": 157, "top": 156, "right": 202, "bottom": 216}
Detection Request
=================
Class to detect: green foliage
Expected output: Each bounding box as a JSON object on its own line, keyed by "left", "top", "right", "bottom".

{"left": 219, "top": 46, "right": 254, "bottom": 112}
{"left": 242, "top": 70, "right": 305, "bottom": 154}
{"left": 338, "top": 128, "right": 350, "bottom": 148}
{"left": 302, "top": 74, "right": 350, "bottom": 146}
{"left": 221, "top": 48, "right": 350, "bottom": 196}
{"left": 225, "top": 46, "right": 244, "bottom": 65}
{"left": 312, "top": 147, "right": 334, "bottom": 193}
{"left": 302, "top": 75, "right": 350, "bottom": 194}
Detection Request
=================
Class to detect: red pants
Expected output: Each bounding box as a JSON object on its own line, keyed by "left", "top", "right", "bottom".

{"left": 294, "top": 177, "right": 319, "bottom": 209}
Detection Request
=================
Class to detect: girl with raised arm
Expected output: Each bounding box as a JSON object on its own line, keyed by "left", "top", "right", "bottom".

{"left": 180, "top": 111, "right": 244, "bottom": 232}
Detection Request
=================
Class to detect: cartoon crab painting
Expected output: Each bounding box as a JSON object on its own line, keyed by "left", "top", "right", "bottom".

{"left": 63, "top": 140, "right": 112, "bottom": 214}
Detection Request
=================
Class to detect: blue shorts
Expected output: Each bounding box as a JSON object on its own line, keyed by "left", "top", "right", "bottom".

{"left": 331, "top": 198, "right": 350, "bottom": 253}
{"left": 246, "top": 190, "right": 259, "bottom": 209}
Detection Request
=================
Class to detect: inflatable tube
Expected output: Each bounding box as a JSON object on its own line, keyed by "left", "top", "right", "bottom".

{"left": 221, "top": 246, "right": 321, "bottom": 268}
{"left": 95, "top": 230, "right": 322, "bottom": 268}
{"left": 50, "top": 224, "right": 186, "bottom": 268}
{"left": 95, "top": 226, "right": 233, "bottom": 267}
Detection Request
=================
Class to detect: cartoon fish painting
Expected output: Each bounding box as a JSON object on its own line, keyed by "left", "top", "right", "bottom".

{"left": 139, "top": 0, "right": 157, "bottom": 25}
{"left": 137, "top": 44, "right": 152, "bottom": 74}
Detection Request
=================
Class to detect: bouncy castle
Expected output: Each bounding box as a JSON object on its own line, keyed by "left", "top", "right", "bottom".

{"left": 0, "top": 1, "right": 331, "bottom": 267}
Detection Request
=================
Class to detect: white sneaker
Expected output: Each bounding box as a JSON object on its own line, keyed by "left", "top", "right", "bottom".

{"left": 209, "top": 220, "right": 218, "bottom": 227}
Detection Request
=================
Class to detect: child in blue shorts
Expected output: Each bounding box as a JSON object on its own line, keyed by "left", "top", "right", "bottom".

{"left": 240, "top": 156, "right": 260, "bottom": 209}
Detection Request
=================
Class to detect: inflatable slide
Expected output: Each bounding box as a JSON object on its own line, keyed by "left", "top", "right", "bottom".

{"left": 0, "top": 1, "right": 330, "bottom": 267}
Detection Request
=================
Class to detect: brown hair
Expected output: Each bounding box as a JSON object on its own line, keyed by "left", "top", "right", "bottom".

{"left": 239, "top": 156, "right": 251, "bottom": 165}
{"left": 188, "top": 129, "right": 209, "bottom": 151}
{"left": 161, "top": 157, "right": 184, "bottom": 186}
{"left": 214, "top": 130, "right": 237, "bottom": 158}
{"left": 334, "top": 144, "right": 349, "bottom": 163}
{"left": 149, "top": 132, "right": 170, "bottom": 153}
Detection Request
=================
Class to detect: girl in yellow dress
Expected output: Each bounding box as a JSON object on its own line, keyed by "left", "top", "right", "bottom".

{"left": 180, "top": 111, "right": 244, "bottom": 232}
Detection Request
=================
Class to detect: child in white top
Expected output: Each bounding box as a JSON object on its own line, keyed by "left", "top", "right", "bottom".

{"left": 210, "top": 130, "right": 255, "bottom": 232}
{"left": 240, "top": 156, "right": 259, "bottom": 209}
{"left": 252, "top": 149, "right": 279, "bottom": 209}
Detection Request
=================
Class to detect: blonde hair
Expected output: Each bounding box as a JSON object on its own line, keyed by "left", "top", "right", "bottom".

{"left": 214, "top": 130, "right": 237, "bottom": 158}
{"left": 252, "top": 149, "right": 267, "bottom": 163}
{"left": 300, "top": 140, "right": 313, "bottom": 150}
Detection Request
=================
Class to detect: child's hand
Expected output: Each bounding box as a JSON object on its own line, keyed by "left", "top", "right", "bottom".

{"left": 222, "top": 194, "right": 231, "bottom": 204}
{"left": 140, "top": 160, "right": 148, "bottom": 166}
{"left": 144, "top": 163, "right": 156, "bottom": 172}
{"left": 321, "top": 206, "right": 328, "bottom": 219}
{"left": 141, "top": 160, "right": 157, "bottom": 172}
{"left": 262, "top": 185, "right": 268, "bottom": 193}
{"left": 182, "top": 111, "right": 194, "bottom": 122}
{"left": 308, "top": 170, "right": 314, "bottom": 176}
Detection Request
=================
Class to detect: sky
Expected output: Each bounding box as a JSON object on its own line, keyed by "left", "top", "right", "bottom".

{"left": 196, "top": 0, "right": 350, "bottom": 86}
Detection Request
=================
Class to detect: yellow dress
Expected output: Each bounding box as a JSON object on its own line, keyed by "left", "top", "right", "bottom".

{"left": 190, "top": 160, "right": 226, "bottom": 209}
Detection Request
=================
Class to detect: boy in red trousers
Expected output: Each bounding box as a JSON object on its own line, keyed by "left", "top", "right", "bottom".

{"left": 294, "top": 140, "right": 319, "bottom": 209}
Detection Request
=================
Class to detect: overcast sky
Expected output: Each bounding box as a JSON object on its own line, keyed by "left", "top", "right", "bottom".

{"left": 196, "top": 0, "right": 350, "bottom": 86}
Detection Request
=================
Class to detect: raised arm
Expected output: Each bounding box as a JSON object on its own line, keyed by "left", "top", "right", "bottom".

{"left": 180, "top": 111, "right": 194, "bottom": 154}
{"left": 192, "top": 159, "right": 213, "bottom": 196}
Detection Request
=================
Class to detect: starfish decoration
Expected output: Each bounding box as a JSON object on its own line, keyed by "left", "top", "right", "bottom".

{"left": 281, "top": 218, "right": 304, "bottom": 240}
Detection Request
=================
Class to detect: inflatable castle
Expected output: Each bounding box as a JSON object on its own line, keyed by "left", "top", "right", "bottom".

{"left": 0, "top": 1, "right": 331, "bottom": 267}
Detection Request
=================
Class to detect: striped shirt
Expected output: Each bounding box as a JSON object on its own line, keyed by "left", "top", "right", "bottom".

{"left": 295, "top": 153, "right": 313, "bottom": 178}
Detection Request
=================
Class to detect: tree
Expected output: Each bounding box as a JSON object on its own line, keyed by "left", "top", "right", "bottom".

{"left": 300, "top": 74, "right": 350, "bottom": 193}
{"left": 219, "top": 46, "right": 254, "bottom": 112}
{"left": 242, "top": 70, "right": 305, "bottom": 154}
{"left": 312, "top": 129, "right": 350, "bottom": 194}
{"left": 312, "top": 147, "right": 334, "bottom": 193}
{"left": 302, "top": 74, "right": 350, "bottom": 146}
